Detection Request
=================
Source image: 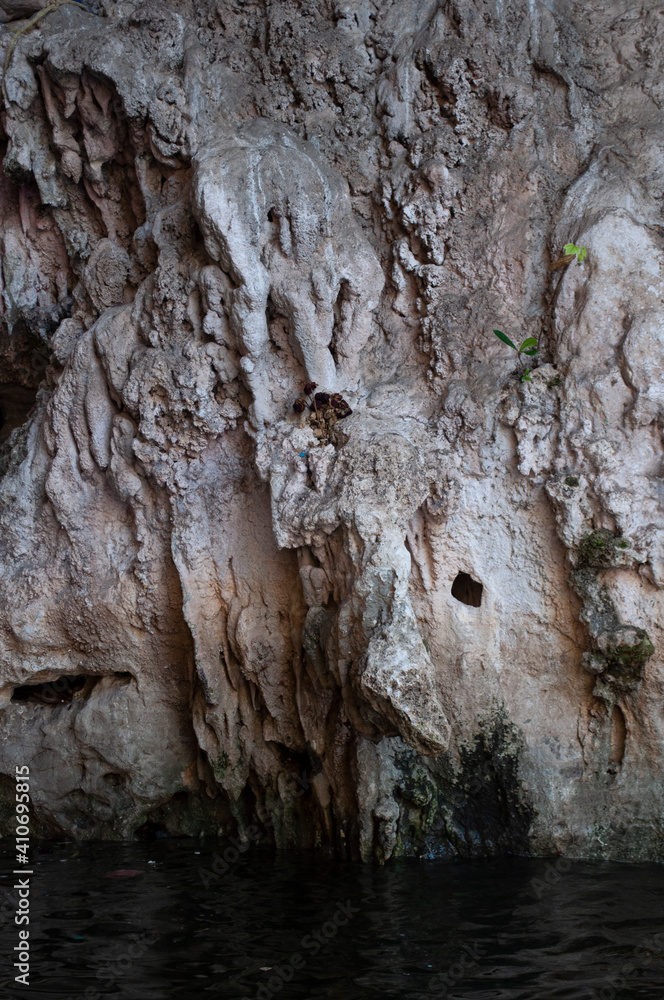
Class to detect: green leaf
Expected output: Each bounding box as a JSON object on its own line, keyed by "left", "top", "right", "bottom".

{"left": 519, "top": 337, "right": 538, "bottom": 351}
{"left": 521, "top": 368, "right": 533, "bottom": 382}
{"left": 563, "top": 242, "right": 588, "bottom": 263}
{"left": 493, "top": 329, "right": 518, "bottom": 351}
{"left": 522, "top": 347, "right": 538, "bottom": 356}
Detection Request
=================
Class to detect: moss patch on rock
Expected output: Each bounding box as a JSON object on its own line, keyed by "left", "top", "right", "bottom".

{"left": 590, "top": 627, "right": 656, "bottom": 693}
{"left": 393, "top": 710, "right": 534, "bottom": 858}
{"left": 572, "top": 533, "right": 655, "bottom": 697}
{"left": 576, "top": 530, "right": 632, "bottom": 569}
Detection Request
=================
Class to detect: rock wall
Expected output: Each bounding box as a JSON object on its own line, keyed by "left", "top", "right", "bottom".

{"left": 0, "top": 0, "right": 663, "bottom": 860}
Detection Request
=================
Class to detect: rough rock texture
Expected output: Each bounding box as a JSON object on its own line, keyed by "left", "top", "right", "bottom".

{"left": 0, "top": 0, "right": 663, "bottom": 860}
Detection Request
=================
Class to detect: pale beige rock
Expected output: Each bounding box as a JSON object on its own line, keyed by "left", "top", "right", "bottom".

{"left": 0, "top": 0, "right": 663, "bottom": 860}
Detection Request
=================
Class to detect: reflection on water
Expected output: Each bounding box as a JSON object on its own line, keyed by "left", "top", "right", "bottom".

{"left": 0, "top": 841, "right": 662, "bottom": 999}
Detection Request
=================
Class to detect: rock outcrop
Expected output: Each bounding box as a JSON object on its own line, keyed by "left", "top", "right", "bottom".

{"left": 0, "top": 0, "right": 663, "bottom": 860}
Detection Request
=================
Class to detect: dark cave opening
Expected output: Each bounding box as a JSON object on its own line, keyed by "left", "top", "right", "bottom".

{"left": 451, "top": 572, "right": 483, "bottom": 607}
{"left": 11, "top": 672, "right": 132, "bottom": 705}
{"left": 12, "top": 675, "right": 87, "bottom": 705}
{"left": 134, "top": 820, "right": 171, "bottom": 840}
{"left": 0, "top": 383, "right": 39, "bottom": 443}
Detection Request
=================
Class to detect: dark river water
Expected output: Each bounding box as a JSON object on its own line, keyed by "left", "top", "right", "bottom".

{"left": 0, "top": 841, "right": 662, "bottom": 999}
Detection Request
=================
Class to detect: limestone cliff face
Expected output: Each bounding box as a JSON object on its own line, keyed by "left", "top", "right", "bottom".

{"left": 0, "top": 0, "right": 663, "bottom": 860}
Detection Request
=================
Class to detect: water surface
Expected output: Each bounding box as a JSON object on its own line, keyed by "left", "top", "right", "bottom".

{"left": 0, "top": 841, "right": 662, "bottom": 999}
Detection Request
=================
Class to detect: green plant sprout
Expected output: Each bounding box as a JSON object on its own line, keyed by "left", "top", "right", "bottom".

{"left": 564, "top": 243, "right": 587, "bottom": 261}
{"left": 493, "top": 330, "right": 538, "bottom": 382}
{"left": 550, "top": 243, "right": 588, "bottom": 270}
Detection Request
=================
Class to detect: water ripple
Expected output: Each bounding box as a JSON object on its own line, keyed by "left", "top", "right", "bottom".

{"left": 0, "top": 846, "right": 662, "bottom": 999}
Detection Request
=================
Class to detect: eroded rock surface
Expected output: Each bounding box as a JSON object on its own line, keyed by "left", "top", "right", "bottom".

{"left": 0, "top": 0, "right": 663, "bottom": 860}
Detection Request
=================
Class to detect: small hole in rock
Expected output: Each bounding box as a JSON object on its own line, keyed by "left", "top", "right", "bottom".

{"left": 103, "top": 773, "right": 126, "bottom": 788}
{"left": 112, "top": 671, "right": 133, "bottom": 684}
{"left": 451, "top": 572, "right": 483, "bottom": 607}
